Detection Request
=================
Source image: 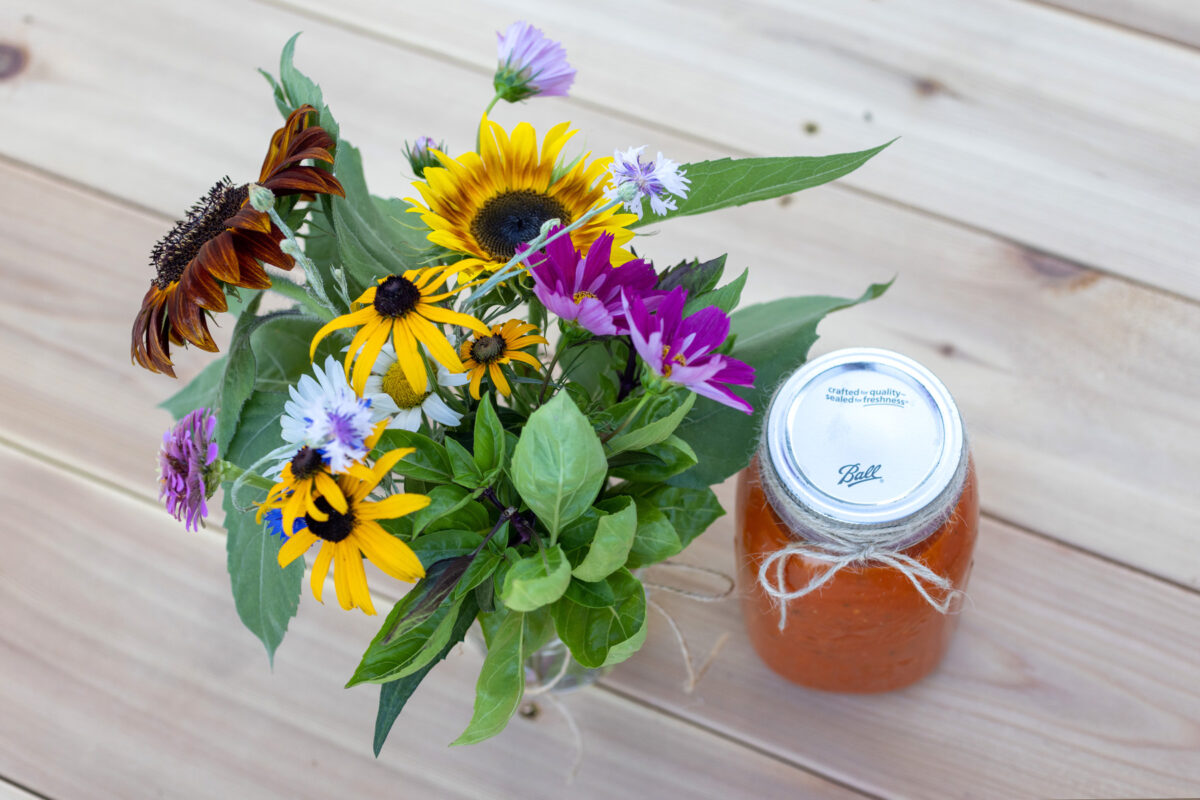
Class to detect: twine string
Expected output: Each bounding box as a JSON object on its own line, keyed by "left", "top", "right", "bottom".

{"left": 757, "top": 437, "right": 971, "bottom": 631}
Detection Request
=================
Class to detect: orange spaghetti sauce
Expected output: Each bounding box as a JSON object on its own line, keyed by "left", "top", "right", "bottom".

{"left": 736, "top": 457, "right": 979, "bottom": 692}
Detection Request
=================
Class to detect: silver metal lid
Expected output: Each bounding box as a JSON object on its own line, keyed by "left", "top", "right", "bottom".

{"left": 763, "top": 348, "right": 964, "bottom": 526}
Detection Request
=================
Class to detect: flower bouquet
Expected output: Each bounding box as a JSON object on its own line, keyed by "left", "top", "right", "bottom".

{"left": 140, "top": 24, "right": 889, "bottom": 752}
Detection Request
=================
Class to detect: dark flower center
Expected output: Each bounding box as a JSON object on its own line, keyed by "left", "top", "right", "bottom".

{"left": 373, "top": 275, "right": 422, "bottom": 317}
{"left": 150, "top": 177, "right": 249, "bottom": 288}
{"left": 470, "top": 190, "right": 571, "bottom": 261}
{"left": 290, "top": 446, "right": 324, "bottom": 480}
{"left": 471, "top": 335, "right": 507, "bottom": 364}
{"left": 305, "top": 495, "right": 356, "bottom": 543}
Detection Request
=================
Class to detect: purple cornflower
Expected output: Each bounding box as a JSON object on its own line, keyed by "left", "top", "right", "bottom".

{"left": 525, "top": 228, "right": 661, "bottom": 337}
{"left": 606, "top": 146, "right": 691, "bottom": 218}
{"left": 621, "top": 287, "right": 755, "bottom": 414}
{"left": 494, "top": 22, "right": 575, "bottom": 102}
{"left": 158, "top": 408, "right": 219, "bottom": 532}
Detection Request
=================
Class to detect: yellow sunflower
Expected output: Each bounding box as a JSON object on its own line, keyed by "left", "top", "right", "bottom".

{"left": 275, "top": 447, "right": 430, "bottom": 615}
{"left": 309, "top": 268, "right": 488, "bottom": 395}
{"left": 406, "top": 117, "right": 638, "bottom": 279}
{"left": 459, "top": 319, "right": 547, "bottom": 399}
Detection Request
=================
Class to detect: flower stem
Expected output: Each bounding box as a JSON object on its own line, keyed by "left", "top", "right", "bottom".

{"left": 459, "top": 198, "right": 625, "bottom": 311}
{"left": 267, "top": 206, "right": 339, "bottom": 317}
{"left": 484, "top": 93, "right": 503, "bottom": 117}
{"left": 216, "top": 460, "right": 275, "bottom": 492}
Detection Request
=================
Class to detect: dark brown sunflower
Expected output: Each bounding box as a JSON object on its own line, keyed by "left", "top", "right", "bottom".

{"left": 131, "top": 105, "right": 344, "bottom": 376}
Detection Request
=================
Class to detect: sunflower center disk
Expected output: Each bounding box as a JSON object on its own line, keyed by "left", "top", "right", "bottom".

{"left": 382, "top": 363, "right": 430, "bottom": 410}
{"left": 470, "top": 190, "right": 572, "bottom": 261}
{"left": 151, "top": 178, "right": 249, "bottom": 288}
{"left": 471, "top": 335, "right": 507, "bottom": 364}
{"left": 373, "top": 275, "right": 422, "bottom": 317}
{"left": 290, "top": 446, "right": 324, "bottom": 480}
{"left": 305, "top": 495, "right": 356, "bottom": 543}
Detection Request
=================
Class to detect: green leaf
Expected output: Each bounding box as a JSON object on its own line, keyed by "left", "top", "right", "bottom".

{"left": 630, "top": 143, "right": 893, "bottom": 229}
{"left": 562, "top": 576, "right": 615, "bottom": 608}
{"left": 601, "top": 610, "right": 649, "bottom": 668}
{"left": 453, "top": 549, "right": 502, "bottom": 602}
{"left": 224, "top": 391, "right": 288, "bottom": 472}
{"left": 671, "top": 281, "right": 890, "bottom": 488}
{"left": 657, "top": 254, "right": 727, "bottom": 296}
{"left": 683, "top": 268, "right": 747, "bottom": 317}
{"left": 407, "top": 485, "right": 475, "bottom": 535}
{"left": 453, "top": 608, "right": 528, "bottom": 745}
{"left": 349, "top": 593, "right": 471, "bottom": 686}
{"left": 223, "top": 492, "right": 302, "bottom": 665}
{"left": 551, "top": 568, "right": 647, "bottom": 669}
{"left": 608, "top": 435, "right": 698, "bottom": 483}
{"left": 409, "top": 529, "right": 484, "bottom": 565}
{"left": 159, "top": 355, "right": 226, "bottom": 420}
{"left": 625, "top": 497, "right": 683, "bottom": 569}
{"left": 378, "top": 429, "right": 453, "bottom": 483}
{"left": 645, "top": 485, "right": 725, "bottom": 551}
{"left": 500, "top": 546, "right": 572, "bottom": 612}
{"left": 606, "top": 392, "right": 695, "bottom": 456}
{"left": 373, "top": 593, "right": 477, "bottom": 756}
{"left": 510, "top": 392, "right": 607, "bottom": 538}
{"left": 277, "top": 33, "right": 337, "bottom": 136}
{"left": 445, "top": 436, "right": 484, "bottom": 488}
{"left": 473, "top": 393, "right": 506, "bottom": 477}
{"left": 215, "top": 293, "right": 263, "bottom": 451}
{"left": 571, "top": 496, "right": 637, "bottom": 582}
{"left": 250, "top": 316, "right": 340, "bottom": 393}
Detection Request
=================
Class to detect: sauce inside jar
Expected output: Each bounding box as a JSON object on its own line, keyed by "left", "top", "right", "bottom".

{"left": 736, "top": 348, "right": 979, "bottom": 692}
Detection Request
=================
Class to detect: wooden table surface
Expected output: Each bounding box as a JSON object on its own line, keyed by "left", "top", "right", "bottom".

{"left": 2, "top": 1, "right": 1198, "bottom": 798}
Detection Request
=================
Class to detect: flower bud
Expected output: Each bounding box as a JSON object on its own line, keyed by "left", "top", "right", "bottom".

{"left": 405, "top": 136, "right": 444, "bottom": 178}
{"left": 247, "top": 182, "right": 276, "bottom": 213}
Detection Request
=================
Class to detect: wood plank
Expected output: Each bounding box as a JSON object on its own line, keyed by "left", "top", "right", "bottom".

{"left": 1038, "top": 0, "right": 1200, "bottom": 49}
{"left": 0, "top": 780, "right": 40, "bottom": 800}
{"left": 0, "top": 445, "right": 863, "bottom": 800}
{"left": 606, "top": 482, "right": 1200, "bottom": 798}
{"left": 3, "top": 121, "right": 1198, "bottom": 590}
{"left": 265, "top": 0, "right": 1200, "bottom": 302}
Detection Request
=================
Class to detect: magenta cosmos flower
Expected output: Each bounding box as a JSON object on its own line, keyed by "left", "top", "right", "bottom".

{"left": 494, "top": 21, "right": 575, "bottom": 102}
{"left": 526, "top": 228, "right": 661, "bottom": 336}
{"left": 158, "top": 408, "right": 219, "bottom": 531}
{"left": 621, "top": 287, "right": 755, "bottom": 414}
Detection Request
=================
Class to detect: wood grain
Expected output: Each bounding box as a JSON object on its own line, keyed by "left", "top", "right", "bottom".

{"left": 1038, "top": 0, "right": 1200, "bottom": 49}
{"left": 266, "top": 0, "right": 1200, "bottom": 302}
{"left": 607, "top": 486, "right": 1200, "bottom": 798}
{"left": 0, "top": 445, "right": 862, "bottom": 800}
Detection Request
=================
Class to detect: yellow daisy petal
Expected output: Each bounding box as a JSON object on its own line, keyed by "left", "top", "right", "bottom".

{"left": 310, "top": 543, "right": 334, "bottom": 603}
{"left": 278, "top": 529, "right": 318, "bottom": 568}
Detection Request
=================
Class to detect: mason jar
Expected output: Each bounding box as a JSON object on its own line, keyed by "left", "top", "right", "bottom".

{"left": 735, "top": 348, "right": 979, "bottom": 692}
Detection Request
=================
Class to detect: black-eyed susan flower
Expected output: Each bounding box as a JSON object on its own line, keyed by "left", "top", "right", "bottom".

{"left": 131, "top": 105, "right": 344, "bottom": 376}
{"left": 276, "top": 448, "right": 431, "bottom": 615}
{"left": 459, "top": 319, "right": 547, "bottom": 399}
{"left": 310, "top": 269, "right": 488, "bottom": 396}
{"left": 406, "top": 117, "right": 638, "bottom": 280}
{"left": 257, "top": 445, "right": 349, "bottom": 540}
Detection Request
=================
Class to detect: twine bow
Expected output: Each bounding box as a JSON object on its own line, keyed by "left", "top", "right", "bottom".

{"left": 758, "top": 540, "right": 964, "bottom": 631}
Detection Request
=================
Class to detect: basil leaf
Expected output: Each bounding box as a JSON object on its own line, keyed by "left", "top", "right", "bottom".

{"left": 571, "top": 495, "right": 637, "bottom": 582}
{"left": 510, "top": 392, "right": 606, "bottom": 538}
{"left": 551, "top": 568, "right": 647, "bottom": 669}
{"left": 500, "top": 546, "right": 572, "bottom": 612}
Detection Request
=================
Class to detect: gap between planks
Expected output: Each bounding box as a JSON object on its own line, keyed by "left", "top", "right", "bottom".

{"left": 1021, "top": 0, "right": 1200, "bottom": 52}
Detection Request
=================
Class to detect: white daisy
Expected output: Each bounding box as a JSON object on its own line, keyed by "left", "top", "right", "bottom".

{"left": 364, "top": 343, "right": 469, "bottom": 432}
{"left": 278, "top": 355, "right": 381, "bottom": 473}
{"left": 604, "top": 146, "right": 690, "bottom": 218}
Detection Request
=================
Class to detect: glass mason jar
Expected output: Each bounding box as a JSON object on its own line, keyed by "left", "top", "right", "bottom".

{"left": 735, "top": 348, "right": 979, "bottom": 692}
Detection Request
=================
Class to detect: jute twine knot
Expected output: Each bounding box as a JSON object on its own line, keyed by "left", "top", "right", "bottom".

{"left": 757, "top": 440, "right": 971, "bottom": 631}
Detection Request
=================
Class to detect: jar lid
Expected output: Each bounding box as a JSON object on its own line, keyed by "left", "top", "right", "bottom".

{"left": 764, "top": 348, "right": 964, "bottom": 526}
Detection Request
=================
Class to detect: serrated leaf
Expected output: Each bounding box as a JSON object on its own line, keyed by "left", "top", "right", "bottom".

{"left": 500, "top": 546, "right": 572, "bottom": 612}
{"left": 159, "top": 355, "right": 226, "bottom": 420}
{"left": 630, "top": 143, "right": 892, "bottom": 228}
{"left": 657, "top": 254, "right": 727, "bottom": 295}
{"left": 223, "top": 492, "right": 302, "bottom": 665}
{"left": 224, "top": 391, "right": 288, "bottom": 472}
{"left": 510, "top": 392, "right": 606, "bottom": 538}
{"left": 682, "top": 268, "right": 747, "bottom": 317}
